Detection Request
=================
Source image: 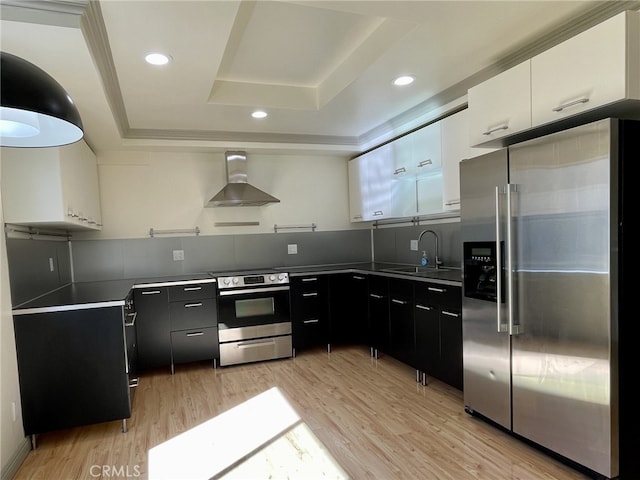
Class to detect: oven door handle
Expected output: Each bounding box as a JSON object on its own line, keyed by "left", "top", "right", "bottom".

{"left": 218, "top": 286, "right": 290, "bottom": 296}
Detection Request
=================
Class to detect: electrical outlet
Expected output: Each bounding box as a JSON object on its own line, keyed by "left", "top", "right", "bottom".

{"left": 410, "top": 240, "right": 418, "bottom": 251}
{"left": 173, "top": 249, "right": 185, "bottom": 261}
{"left": 287, "top": 244, "right": 298, "bottom": 255}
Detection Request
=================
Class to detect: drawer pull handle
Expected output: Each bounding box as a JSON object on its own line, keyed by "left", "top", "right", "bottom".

{"left": 373, "top": 210, "right": 384, "bottom": 216}
{"left": 416, "top": 304, "right": 432, "bottom": 311}
{"left": 303, "top": 292, "right": 318, "bottom": 297}
{"left": 129, "top": 378, "right": 139, "bottom": 388}
{"left": 552, "top": 96, "right": 589, "bottom": 112}
{"left": 428, "top": 287, "right": 446, "bottom": 293}
{"left": 483, "top": 123, "right": 509, "bottom": 136}
{"left": 303, "top": 319, "right": 320, "bottom": 324}
{"left": 302, "top": 277, "right": 318, "bottom": 282}
{"left": 141, "top": 290, "right": 162, "bottom": 295}
{"left": 353, "top": 275, "right": 366, "bottom": 280}
{"left": 186, "top": 331, "right": 205, "bottom": 337}
{"left": 237, "top": 339, "right": 276, "bottom": 348}
{"left": 124, "top": 312, "right": 137, "bottom": 327}
{"left": 392, "top": 299, "right": 407, "bottom": 305}
{"left": 184, "top": 302, "right": 203, "bottom": 308}
{"left": 393, "top": 167, "right": 407, "bottom": 175}
{"left": 369, "top": 293, "right": 384, "bottom": 299}
{"left": 442, "top": 310, "right": 460, "bottom": 318}
{"left": 183, "top": 286, "right": 202, "bottom": 291}
{"left": 417, "top": 159, "right": 432, "bottom": 168}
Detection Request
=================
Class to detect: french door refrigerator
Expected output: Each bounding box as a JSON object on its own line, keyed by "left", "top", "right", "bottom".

{"left": 460, "top": 118, "right": 635, "bottom": 479}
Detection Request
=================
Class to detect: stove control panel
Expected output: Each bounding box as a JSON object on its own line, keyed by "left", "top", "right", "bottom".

{"left": 216, "top": 272, "right": 289, "bottom": 289}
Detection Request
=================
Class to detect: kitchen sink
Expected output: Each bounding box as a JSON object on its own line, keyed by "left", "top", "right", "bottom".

{"left": 381, "top": 266, "right": 453, "bottom": 274}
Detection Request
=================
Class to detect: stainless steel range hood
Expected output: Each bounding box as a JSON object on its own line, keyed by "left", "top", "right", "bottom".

{"left": 206, "top": 151, "right": 280, "bottom": 207}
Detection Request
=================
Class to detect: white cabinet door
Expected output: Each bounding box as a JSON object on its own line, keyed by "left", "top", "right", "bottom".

{"left": 60, "top": 140, "right": 102, "bottom": 228}
{"left": 441, "top": 109, "right": 470, "bottom": 212}
{"left": 468, "top": 61, "right": 532, "bottom": 146}
{"left": 348, "top": 156, "right": 367, "bottom": 222}
{"left": 531, "top": 10, "right": 640, "bottom": 127}
{"left": 366, "top": 143, "right": 393, "bottom": 221}
{"left": 414, "top": 122, "right": 443, "bottom": 215}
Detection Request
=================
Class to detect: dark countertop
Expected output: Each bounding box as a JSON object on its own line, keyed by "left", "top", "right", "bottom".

{"left": 12, "top": 263, "right": 461, "bottom": 315}
{"left": 12, "top": 274, "right": 216, "bottom": 315}
{"left": 280, "top": 262, "right": 463, "bottom": 285}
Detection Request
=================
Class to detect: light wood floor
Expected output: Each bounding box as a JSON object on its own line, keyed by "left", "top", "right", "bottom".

{"left": 13, "top": 346, "right": 592, "bottom": 480}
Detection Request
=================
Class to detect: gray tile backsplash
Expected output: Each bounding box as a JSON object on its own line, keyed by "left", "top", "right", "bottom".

{"left": 6, "top": 222, "right": 462, "bottom": 302}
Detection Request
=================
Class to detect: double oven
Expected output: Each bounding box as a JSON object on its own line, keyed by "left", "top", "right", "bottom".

{"left": 213, "top": 270, "right": 291, "bottom": 366}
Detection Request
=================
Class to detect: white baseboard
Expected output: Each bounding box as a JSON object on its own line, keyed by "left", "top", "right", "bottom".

{"left": 1, "top": 437, "right": 30, "bottom": 480}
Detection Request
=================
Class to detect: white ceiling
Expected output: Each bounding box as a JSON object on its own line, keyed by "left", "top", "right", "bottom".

{"left": 1, "top": 0, "right": 636, "bottom": 156}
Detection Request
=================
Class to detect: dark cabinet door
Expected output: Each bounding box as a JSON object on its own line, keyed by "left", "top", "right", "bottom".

{"left": 440, "top": 307, "right": 462, "bottom": 390}
{"left": 134, "top": 287, "right": 171, "bottom": 370}
{"left": 291, "top": 275, "right": 329, "bottom": 350}
{"left": 388, "top": 279, "right": 415, "bottom": 367}
{"left": 368, "top": 275, "right": 389, "bottom": 356}
{"left": 329, "top": 273, "right": 369, "bottom": 345}
{"left": 414, "top": 302, "right": 440, "bottom": 378}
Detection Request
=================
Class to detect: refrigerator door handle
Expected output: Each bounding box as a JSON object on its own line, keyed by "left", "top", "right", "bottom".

{"left": 506, "top": 183, "right": 522, "bottom": 335}
{"left": 495, "top": 186, "right": 506, "bottom": 333}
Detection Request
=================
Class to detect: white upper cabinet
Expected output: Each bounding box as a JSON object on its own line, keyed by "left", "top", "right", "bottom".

{"left": 531, "top": 10, "right": 640, "bottom": 127}
{"left": 468, "top": 10, "right": 640, "bottom": 147}
{"left": 1, "top": 140, "right": 102, "bottom": 230}
{"left": 468, "top": 61, "right": 532, "bottom": 146}
{"left": 390, "top": 122, "right": 443, "bottom": 218}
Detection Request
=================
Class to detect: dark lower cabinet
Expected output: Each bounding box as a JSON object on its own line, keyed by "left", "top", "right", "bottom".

{"left": 388, "top": 279, "right": 415, "bottom": 367}
{"left": 168, "top": 283, "right": 218, "bottom": 373}
{"left": 13, "top": 306, "right": 132, "bottom": 437}
{"left": 368, "top": 275, "right": 389, "bottom": 357}
{"left": 134, "top": 286, "right": 171, "bottom": 370}
{"left": 328, "top": 273, "right": 369, "bottom": 346}
{"left": 414, "top": 282, "right": 462, "bottom": 389}
{"left": 135, "top": 282, "right": 218, "bottom": 373}
{"left": 291, "top": 275, "right": 329, "bottom": 352}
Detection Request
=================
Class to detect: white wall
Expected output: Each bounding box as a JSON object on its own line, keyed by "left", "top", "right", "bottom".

{"left": 0, "top": 165, "right": 27, "bottom": 477}
{"left": 78, "top": 150, "right": 357, "bottom": 240}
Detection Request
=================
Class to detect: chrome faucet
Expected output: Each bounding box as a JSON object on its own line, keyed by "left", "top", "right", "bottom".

{"left": 417, "top": 229, "right": 443, "bottom": 269}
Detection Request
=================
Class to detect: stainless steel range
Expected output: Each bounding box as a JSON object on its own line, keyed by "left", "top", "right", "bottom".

{"left": 213, "top": 270, "right": 291, "bottom": 367}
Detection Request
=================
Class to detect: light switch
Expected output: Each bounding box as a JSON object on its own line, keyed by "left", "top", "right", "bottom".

{"left": 173, "top": 250, "right": 185, "bottom": 261}
{"left": 287, "top": 244, "right": 298, "bottom": 255}
{"left": 49, "top": 257, "right": 55, "bottom": 271}
{"left": 410, "top": 240, "right": 418, "bottom": 251}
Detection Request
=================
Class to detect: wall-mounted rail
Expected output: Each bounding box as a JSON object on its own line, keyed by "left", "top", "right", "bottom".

{"left": 5, "top": 225, "right": 71, "bottom": 240}
{"left": 149, "top": 227, "right": 200, "bottom": 238}
{"left": 274, "top": 223, "right": 316, "bottom": 233}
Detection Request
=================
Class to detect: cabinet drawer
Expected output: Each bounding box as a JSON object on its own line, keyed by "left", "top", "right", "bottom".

{"left": 168, "top": 283, "right": 216, "bottom": 302}
{"left": 169, "top": 298, "right": 217, "bottom": 330}
{"left": 415, "top": 283, "right": 461, "bottom": 309}
{"left": 170, "top": 327, "right": 218, "bottom": 365}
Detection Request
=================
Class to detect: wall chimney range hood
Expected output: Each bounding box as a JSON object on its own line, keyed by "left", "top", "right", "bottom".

{"left": 206, "top": 151, "right": 280, "bottom": 207}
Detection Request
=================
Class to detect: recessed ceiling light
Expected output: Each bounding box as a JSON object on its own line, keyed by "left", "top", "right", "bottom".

{"left": 145, "top": 53, "right": 171, "bottom": 66}
{"left": 393, "top": 75, "right": 415, "bottom": 86}
{"left": 251, "top": 110, "right": 268, "bottom": 119}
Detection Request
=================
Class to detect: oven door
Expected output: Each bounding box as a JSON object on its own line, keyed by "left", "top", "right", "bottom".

{"left": 217, "top": 285, "right": 290, "bottom": 332}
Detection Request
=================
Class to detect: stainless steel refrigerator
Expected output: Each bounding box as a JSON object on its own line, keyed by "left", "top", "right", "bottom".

{"left": 460, "top": 118, "right": 634, "bottom": 479}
